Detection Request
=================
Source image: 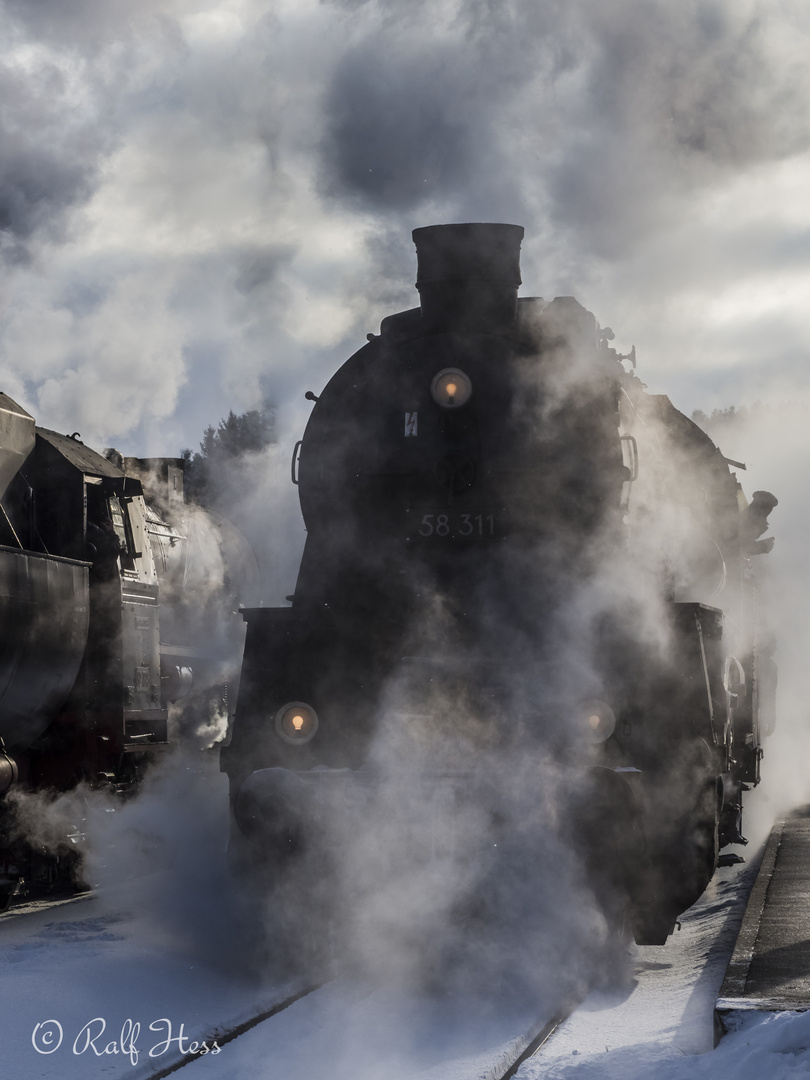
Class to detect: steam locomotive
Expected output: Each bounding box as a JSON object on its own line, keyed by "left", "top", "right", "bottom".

{"left": 224, "top": 224, "right": 776, "bottom": 946}
{"left": 0, "top": 395, "right": 256, "bottom": 906}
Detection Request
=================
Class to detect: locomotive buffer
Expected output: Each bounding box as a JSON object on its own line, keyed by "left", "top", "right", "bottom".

{"left": 717, "top": 806, "right": 810, "bottom": 1030}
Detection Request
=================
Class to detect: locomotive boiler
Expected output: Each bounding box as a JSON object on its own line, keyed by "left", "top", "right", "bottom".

{"left": 0, "top": 395, "right": 255, "bottom": 905}
{"left": 224, "top": 223, "right": 776, "bottom": 945}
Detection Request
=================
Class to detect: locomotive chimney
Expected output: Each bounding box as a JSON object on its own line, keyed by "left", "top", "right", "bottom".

{"left": 412, "top": 223, "right": 524, "bottom": 332}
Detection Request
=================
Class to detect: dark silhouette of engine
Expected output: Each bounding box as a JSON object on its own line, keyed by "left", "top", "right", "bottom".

{"left": 225, "top": 223, "right": 776, "bottom": 945}
{"left": 0, "top": 398, "right": 256, "bottom": 906}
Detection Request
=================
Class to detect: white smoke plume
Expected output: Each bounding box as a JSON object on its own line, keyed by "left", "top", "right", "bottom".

{"left": 1, "top": 0, "right": 809, "bottom": 452}
{"left": 692, "top": 403, "right": 802, "bottom": 824}
{"left": 7, "top": 747, "right": 261, "bottom": 971}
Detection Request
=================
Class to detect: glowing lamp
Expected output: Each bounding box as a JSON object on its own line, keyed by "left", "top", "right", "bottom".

{"left": 275, "top": 701, "right": 319, "bottom": 744}
{"left": 431, "top": 368, "right": 472, "bottom": 408}
{"left": 578, "top": 699, "right": 616, "bottom": 743}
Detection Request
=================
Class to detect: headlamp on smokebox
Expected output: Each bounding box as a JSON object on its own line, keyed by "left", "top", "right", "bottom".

{"left": 431, "top": 368, "right": 472, "bottom": 409}
{"left": 275, "top": 701, "right": 319, "bottom": 744}
{"left": 578, "top": 699, "right": 616, "bottom": 743}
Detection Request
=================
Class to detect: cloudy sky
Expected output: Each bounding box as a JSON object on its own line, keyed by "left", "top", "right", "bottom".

{"left": 1, "top": 0, "right": 809, "bottom": 456}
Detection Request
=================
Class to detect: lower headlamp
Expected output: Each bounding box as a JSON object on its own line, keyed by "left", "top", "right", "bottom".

{"left": 578, "top": 699, "right": 616, "bottom": 743}
{"left": 275, "top": 701, "right": 319, "bottom": 744}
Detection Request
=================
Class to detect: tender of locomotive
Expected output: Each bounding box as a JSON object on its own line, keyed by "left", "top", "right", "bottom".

{"left": 0, "top": 395, "right": 254, "bottom": 905}
{"left": 224, "top": 224, "right": 776, "bottom": 944}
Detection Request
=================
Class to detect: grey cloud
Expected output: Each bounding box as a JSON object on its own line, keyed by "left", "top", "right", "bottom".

{"left": 319, "top": 0, "right": 810, "bottom": 257}
{"left": 0, "top": 0, "right": 191, "bottom": 257}
{"left": 321, "top": 44, "right": 479, "bottom": 211}
{"left": 317, "top": 2, "right": 564, "bottom": 216}
{"left": 354, "top": 225, "right": 422, "bottom": 313}
{"left": 0, "top": 130, "right": 93, "bottom": 240}
{"left": 2, "top": 0, "right": 170, "bottom": 51}
{"left": 233, "top": 244, "right": 296, "bottom": 297}
{"left": 544, "top": 1, "right": 810, "bottom": 251}
{"left": 0, "top": 60, "right": 105, "bottom": 248}
{"left": 2, "top": 0, "right": 810, "bottom": 459}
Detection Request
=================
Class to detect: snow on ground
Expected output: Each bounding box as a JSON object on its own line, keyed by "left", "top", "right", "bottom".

{"left": 0, "top": 755, "right": 302, "bottom": 1080}
{"left": 0, "top": 878, "right": 302, "bottom": 1080}
{"left": 524, "top": 1009, "right": 810, "bottom": 1080}
{"left": 3, "top": 762, "right": 809, "bottom": 1080}
{"left": 520, "top": 842, "right": 810, "bottom": 1080}
{"left": 521, "top": 860, "right": 753, "bottom": 1077}
{"left": 0, "top": 877, "right": 552, "bottom": 1080}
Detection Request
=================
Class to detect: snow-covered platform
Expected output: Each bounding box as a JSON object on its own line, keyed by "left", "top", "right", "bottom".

{"left": 717, "top": 805, "right": 810, "bottom": 1024}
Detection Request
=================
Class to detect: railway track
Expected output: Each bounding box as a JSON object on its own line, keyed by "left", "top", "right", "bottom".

{"left": 0, "top": 887, "right": 94, "bottom": 921}
{"left": 0, "top": 883, "right": 571, "bottom": 1072}
{"left": 492, "top": 1007, "right": 576, "bottom": 1080}
{"left": 130, "top": 975, "right": 577, "bottom": 1080}
{"left": 138, "top": 852, "right": 758, "bottom": 1080}
{"left": 0, "top": 884, "right": 580, "bottom": 1080}
{"left": 144, "top": 981, "right": 328, "bottom": 1080}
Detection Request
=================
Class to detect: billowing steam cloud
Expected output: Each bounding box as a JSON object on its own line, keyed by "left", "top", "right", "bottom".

{"left": 7, "top": 747, "right": 258, "bottom": 968}
{"left": 1, "top": 0, "right": 810, "bottom": 452}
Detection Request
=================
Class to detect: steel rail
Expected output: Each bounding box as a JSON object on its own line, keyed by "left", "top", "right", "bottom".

{"left": 491, "top": 1005, "right": 575, "bottom": 1080}
{"left": 0, "top": 888, "right": 94, "bottom": 922}
{"left": 144, "top": 980, "right": 328, "bottom": 1079}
